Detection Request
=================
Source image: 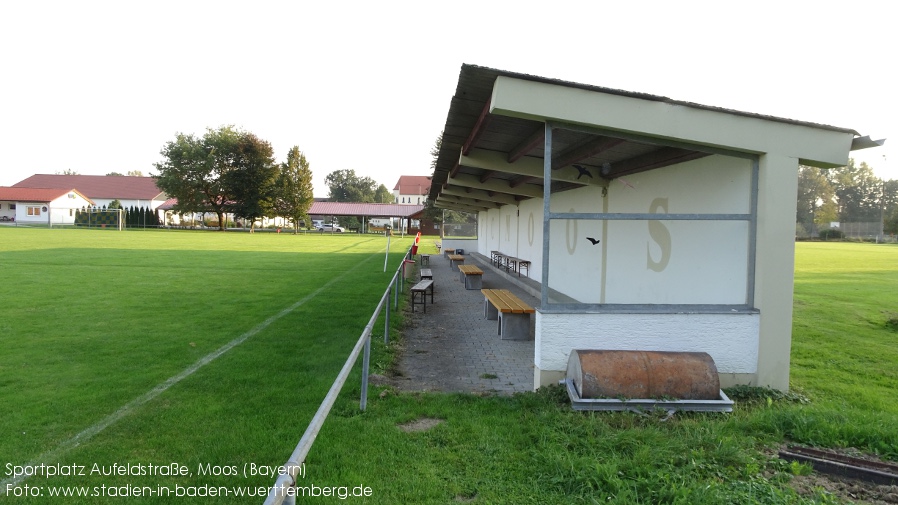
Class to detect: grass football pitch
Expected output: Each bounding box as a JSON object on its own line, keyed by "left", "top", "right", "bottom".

{"left": 0, "top": 228, "right": 412, "bottom": 502}
{"left": 2, "top": 230, "right": 897, "bottom": 504}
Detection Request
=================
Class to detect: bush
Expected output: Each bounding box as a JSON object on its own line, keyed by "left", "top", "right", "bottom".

{"left": 819, "top": 228, "right": 843, "bottom": 240}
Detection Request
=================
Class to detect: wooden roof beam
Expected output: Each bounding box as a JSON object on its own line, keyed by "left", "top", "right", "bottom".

{"left": 507, "top": 125, "right": 545, "bottom": 163}
{"left": 461, "top": 99, "right": 492, "bottom": 156}
{"left": 551, "top": 136, "right": 627, "bottom": 170}
{"left": 601, "top": 148, "right": 711, "bottom": 178}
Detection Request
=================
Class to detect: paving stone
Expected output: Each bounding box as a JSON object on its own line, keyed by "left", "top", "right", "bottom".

{"left": 397, "top": 252, "right": 537, "bottom": 395}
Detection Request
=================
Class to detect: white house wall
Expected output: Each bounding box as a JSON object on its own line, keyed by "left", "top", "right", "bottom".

{"left": 14, "top": 193, "right": 93, "bottom": 225}
{"left": 89, "top": 198, "right": 166, "bottom": 210}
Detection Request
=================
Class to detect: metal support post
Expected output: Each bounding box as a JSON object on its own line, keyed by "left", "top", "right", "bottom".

{"left": 384, "top": 290, "right": 391, "bottom": 344}
{"left": 360, "top": 336, "right": 371, "bottom": 411}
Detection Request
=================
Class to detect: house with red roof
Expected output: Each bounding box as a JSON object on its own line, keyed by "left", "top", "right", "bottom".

{"left": 393, "top": 175, "right": 431, "bottom": 205}
{"left": 13, "top": 174, "right": 166, "bottom": 210}
{"left": 0, "top": 187, "right": 94, "bottom": 225}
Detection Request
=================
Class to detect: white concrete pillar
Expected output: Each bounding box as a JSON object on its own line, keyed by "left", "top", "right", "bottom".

{"left": 754, "top": 153, "right": 799, "bottom": 390}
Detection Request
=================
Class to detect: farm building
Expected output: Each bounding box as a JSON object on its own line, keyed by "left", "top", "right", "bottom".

{"left": 430, "top": 64, "right": 882, "bottom": 391}
{"left": 0, "top": 187, "right": 94, "bottom": 225}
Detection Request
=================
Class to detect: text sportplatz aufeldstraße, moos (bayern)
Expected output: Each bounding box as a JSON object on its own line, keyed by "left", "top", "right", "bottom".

{"left": 5, "top": 461, "right": 307, "bottom": 480}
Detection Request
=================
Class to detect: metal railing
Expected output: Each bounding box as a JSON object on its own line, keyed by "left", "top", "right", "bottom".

{"left": 263, "top": 246, "right": 414, "bottom": 505}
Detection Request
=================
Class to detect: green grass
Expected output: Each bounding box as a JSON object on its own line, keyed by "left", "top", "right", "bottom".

{"left": 2, "top": 232, "right": 897, "bottom": 504}
{"left": 306, "top": 241, "right": 898, "bottom": 504}
{"left": 0, "top": 228, "right": 412, "bottom": 502}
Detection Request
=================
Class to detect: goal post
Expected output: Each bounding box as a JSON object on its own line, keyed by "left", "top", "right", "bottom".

{"left": 74, "top": 208, "right": 124, "bottom": 230}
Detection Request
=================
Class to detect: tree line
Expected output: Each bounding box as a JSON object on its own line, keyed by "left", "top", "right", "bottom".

{"left": 797, "top": 159, "right": 898, "bottom": 238}
{"left": 153, "top": 126, "right": 314, "bottom": 233}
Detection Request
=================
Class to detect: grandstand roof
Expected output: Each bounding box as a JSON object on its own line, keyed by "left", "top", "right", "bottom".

{"left": 311, "top": 202, "right": 424, "bottom": 217}
{"left": 14, "top": 174, "right": 164, "bottom": 200}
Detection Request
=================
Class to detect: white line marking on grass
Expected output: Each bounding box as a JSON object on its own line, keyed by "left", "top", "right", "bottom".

{"left": 1, "top": 249, "right": 386, "bottom": 492}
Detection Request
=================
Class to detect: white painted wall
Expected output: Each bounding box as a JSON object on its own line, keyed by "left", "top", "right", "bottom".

{"left": 477, "top": 154, "right": 764, "bottom": 387}
{"left": 535, "top": 311, "right": 760, "bottom": 375}
{"left": 538, "top": 155, "right": 753, "bottom": 304}
{"left": 14, "top": 193, "right": 93, "bottom": 225}
{"left": 90, "top": 198, "right": 167, "bottom": 210}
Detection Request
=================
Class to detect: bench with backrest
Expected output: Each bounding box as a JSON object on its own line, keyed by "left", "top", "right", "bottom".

{"left": 447, "top": 253, "right": 464, "bottom": 270}
{"left": 480, "top": 288, "right": 535, "bottom": 340}
{"left": 457, "top": 265, "right": 483, "bottom": 289}
{"left": 410, "top": 279, "right": 434, "bottom": 313}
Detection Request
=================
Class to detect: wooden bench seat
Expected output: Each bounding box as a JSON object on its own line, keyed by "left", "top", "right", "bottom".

{"left": 447, "top": 253, "right": 464, "bottom": 270}
{"left": 420, "top": 268, "right": 433, "bottom": 280}
{"left": 410, "top": 279, "right": 434, "bottom": 313}
{"left": 481, "top": 288, "right": 534, "bottom": 340}
{"left": 443, "top": 247, "right": 456, "bottom": 258}
{"left": 434, "top": 241, "right": 441, "bottom": 253}
{"left": 457, "top": 265, "right": 483, "bottom": 289}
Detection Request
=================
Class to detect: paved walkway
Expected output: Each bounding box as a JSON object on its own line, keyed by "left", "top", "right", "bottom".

{"left": 395, "top": 251, "right": 538, "bottom": 395}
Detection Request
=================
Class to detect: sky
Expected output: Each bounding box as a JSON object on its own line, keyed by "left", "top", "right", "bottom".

{"left": 1, "top": 0, "right": 893, "bottom": 197}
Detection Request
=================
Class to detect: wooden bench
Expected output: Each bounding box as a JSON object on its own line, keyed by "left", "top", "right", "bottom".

{"left": 420, "top": 268, "right": 433, "bottom": 280}
{"left": 419, "top": 253, "right": 430, "bottom": 266}
{"left": 457, "top": 265, "right": 483, "bottom": 289}
{"left": 410, "top": 279, "right": 434, "bottom": 313}
{"left": 447, "top": 253, "right": 464, "bottom": 270}
{"left": 481, "top": 288, "right": 535, "bottom": 340}
{"left": 443, "top": 247, "right": 456, "bottom": 258}
{"left": 434, "top": 241, "right": 441, "bottom": 253}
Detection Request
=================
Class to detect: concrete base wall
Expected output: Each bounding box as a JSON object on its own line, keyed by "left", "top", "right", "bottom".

{"left": 534, "top": 310, "right": 760, "bottom": 389}
{"left": 441, "top": 238, "right": 478, "bottom": 254}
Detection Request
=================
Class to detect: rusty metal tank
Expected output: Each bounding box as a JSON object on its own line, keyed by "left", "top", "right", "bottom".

{"left": 566, "top": 350, "right": 720, "bottom": 400}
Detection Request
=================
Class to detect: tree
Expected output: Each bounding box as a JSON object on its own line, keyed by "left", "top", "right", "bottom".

{"left": 224, "top": 132, "right": 278, "bottom": 232}
{"left": 107, "top": 172, "right": 125, "bottom": 176}
{"left": 273, "top": 147, "right": 314, "bottom": 234}
{"left": 127, "top": 170, "right": 144, "bottom": 177}
{"left": 796, "top": 165, "right": 836, "bottom": 235}
{"left": 422, "top": 132, "right": 446, "bottom": 224}
{"left": 57, "top": 169, "right": 79, "bottom": 175}
{"left": 154, "top": 126, "right": 271, "bottom": 231}
{"left": 374, "top": 184, "right": 393, "bottom": 203}
{"left": 829, "top": 159, "right": 882, "bottom": 222}
{"left": 325, "top": 169, "right": 377, "bottom": 202}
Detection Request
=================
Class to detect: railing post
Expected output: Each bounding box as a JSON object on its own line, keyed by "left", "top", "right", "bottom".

{"left": 360, "top": 336, "right": 371, "bottom": 411}
{"left": 394, "top": 275, "right": 399, "bottom": 308}
{"left": 384, "top": 289, "right": 390, "bottom": 344}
